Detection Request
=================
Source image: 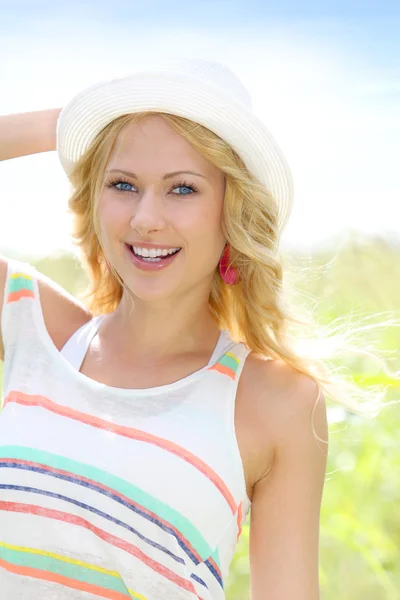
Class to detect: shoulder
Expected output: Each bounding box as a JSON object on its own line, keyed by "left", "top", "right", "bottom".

{"left": 239, "top": 352, "right": 328, "bottom": 482}
{"left": 36, "top": 268, "right": 92, "bottom": 351}
{"left": 0, "top": 254, "right": 91, "bottom": 354}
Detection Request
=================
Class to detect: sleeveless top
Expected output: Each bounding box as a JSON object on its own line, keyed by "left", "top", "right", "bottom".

{"left": 59, "top": 316, "right": 231, "bottom": 375}
{"left": 0, "top": 259, "right": 252, "bottom": 600}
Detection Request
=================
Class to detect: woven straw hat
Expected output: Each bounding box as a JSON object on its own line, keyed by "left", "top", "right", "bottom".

{"left": 57, "top": 57, "right": 294, "bottom": 232}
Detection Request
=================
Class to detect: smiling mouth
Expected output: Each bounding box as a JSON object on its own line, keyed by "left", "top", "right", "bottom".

{"left": 127, "top": 244, "right": 182, "bottom": 262}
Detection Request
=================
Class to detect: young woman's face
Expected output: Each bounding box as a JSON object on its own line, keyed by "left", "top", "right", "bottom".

{"left": 97, "top": 115, "right": 226, "bottom": 303}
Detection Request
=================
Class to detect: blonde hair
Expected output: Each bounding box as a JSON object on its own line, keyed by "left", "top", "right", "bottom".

{"left": 68, "top": 112, "right": 399, "bottom": 435}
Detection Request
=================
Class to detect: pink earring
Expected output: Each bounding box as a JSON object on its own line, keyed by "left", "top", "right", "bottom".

{"left": 219, "top": 245, "right": 240, "bottom": 285}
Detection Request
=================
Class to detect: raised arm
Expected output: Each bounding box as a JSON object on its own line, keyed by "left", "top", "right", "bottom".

{"left": 0, "top": 108, "right": 90, "bottom": 362}
{"left": 0, "top": 108, "right": 61, "bottom": 161}
{"left": 0, "top": 109, "right": 61, "bottom": 358}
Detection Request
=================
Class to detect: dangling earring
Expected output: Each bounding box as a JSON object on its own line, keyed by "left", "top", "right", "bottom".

{"left": 219, "top": 245, "right": 240, "bottom": 285}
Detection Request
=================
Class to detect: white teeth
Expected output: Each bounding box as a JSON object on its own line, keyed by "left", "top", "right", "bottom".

{"left": 132, "top": 246, "right": 181, "bottom": 258}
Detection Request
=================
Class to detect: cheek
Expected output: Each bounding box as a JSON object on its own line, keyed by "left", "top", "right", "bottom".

{"left": 97, "top": 193, "right": 128, "bottom": 234}
{"left": 178, "top": 199, "right": 225, "bottom": 256}
{"left": 197, "top": 196, "right": 224, "bottom": 239}
{"left": 97, "top": 193, "right": 110, "bottom": 226}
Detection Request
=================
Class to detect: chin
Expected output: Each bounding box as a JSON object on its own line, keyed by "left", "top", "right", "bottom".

{"left": 121, "top": 275, "right": 183, "bottom": 304}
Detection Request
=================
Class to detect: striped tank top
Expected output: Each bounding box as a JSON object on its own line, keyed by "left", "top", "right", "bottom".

{"left": 0, "top": 259, "right": 252, "bottom": 600}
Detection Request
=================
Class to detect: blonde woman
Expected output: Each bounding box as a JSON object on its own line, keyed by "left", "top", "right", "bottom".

{"left": 0, "top": 59, "right": 330, "bottom": 600}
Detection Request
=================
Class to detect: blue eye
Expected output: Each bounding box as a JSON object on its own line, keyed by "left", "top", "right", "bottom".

{"left": 107, "top": 179, "right": 198, "bottom": 196}
{"left": 171, "top": 184, "right": 197, "bottom": 196}
{"left": 115, "top": 181, "right": 135, "bottom": 192}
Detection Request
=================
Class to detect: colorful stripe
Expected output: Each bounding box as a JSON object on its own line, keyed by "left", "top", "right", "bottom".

{"left": 0, "top": 482, "right": 186, "bottom": 566}
{"left": 204, "top": 555, "right": 222, "bottom": 586}
{"left": 0, "top": 478, "right": 212, "bottom": 590}
{"left": 0, "top": 501, "right": 204, "bottom": 599}
{"left": 0, "top": 447, "right": 215, "bottom": 566}
{"left": 209, "top": 352, "right": 240, "bottom": 380}
{"left": 3, "top": 392, "right": 237, "bottom": 514}
{"left": 7, "top": 273, "right": 34, "bottom": 303}
{"left": 0, "top": 541, "right": 146, "bottom": 599}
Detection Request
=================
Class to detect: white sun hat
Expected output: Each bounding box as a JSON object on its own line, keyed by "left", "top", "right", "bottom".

{"left": 57, "top": 57, "right": 294, "bottom": 233}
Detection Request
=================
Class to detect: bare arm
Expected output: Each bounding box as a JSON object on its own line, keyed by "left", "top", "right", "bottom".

{"left": 0, "top": 108, "right": 91, "bottom": 362}
{"left": 0, "top": 108, "right": 61, "bottom": 358}
{"left": 0, "top": 108, "right": 61, "bottom": 161}
{"left": 249, "top": 365, "right": 328, "bottom": 599}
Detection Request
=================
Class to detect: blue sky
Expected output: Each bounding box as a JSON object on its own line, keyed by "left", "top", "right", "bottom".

{"left": 3, "top": 0, "right": 400, "bottom": 18}
{"left": 1, "top": 0, "right": 399, "bottom": 255}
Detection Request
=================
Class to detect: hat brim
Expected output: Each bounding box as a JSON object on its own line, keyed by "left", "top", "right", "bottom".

{"left": 57, "top": 71, "right": 293, "bottom": 232}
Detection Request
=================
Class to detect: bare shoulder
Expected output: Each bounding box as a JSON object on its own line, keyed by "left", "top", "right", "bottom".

{"left": 0, "top": 254, "right": 91, "bottom": 359}
{"left": 238, "top": 353, "right": 328, "bottom": 483}
{"left": 36, "top": 268, "right": 92, "bottom": 351}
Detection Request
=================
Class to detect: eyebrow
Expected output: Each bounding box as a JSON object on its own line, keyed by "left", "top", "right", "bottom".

{"left": 106, "top": 168, "right": 207, "bottom": 180}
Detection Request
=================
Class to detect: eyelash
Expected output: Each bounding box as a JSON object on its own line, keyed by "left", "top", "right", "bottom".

{"left": 106, "top": 178, "right": 199, "bottom": 195}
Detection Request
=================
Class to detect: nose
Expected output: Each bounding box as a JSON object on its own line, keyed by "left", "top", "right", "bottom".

{"left": 129, "top": 189, "right": 167, "bottom": 236}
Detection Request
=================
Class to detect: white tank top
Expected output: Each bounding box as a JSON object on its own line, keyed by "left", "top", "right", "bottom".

{"left": 0, "top": 259, "right": 252, "bottom": 600}
{"left": 60, "top": 316, "right": 232, "bottom": 373}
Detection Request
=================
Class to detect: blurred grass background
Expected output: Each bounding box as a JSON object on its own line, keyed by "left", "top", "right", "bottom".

{"left": 1, "top": 231, "right": 400, "bottom": 599}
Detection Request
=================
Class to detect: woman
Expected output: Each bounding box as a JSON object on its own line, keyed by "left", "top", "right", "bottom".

{"left": 0, "top": 58, "right": 330, "bottom": 599}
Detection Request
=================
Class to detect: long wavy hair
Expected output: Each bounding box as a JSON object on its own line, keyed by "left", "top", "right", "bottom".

{"left": 68, "top": 112, "right": 398, "bottom": 438}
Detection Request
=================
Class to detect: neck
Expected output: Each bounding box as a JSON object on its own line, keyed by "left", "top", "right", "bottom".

{"left": 101, "top": 287, "right": 221, "bottom": 362}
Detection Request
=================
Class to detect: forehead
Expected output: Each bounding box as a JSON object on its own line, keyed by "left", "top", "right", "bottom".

{"left": 108, "top": 114, "right": 215, "bottom": 174}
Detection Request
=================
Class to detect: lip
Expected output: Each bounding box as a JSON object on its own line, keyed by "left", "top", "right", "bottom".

{"left": 124, "top": 243, "right": 181, "bottom": 271}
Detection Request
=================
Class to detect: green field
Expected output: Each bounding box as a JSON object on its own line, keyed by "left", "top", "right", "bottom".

{"left": 1, "top": 231, "right": 399, "bottom": 599}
